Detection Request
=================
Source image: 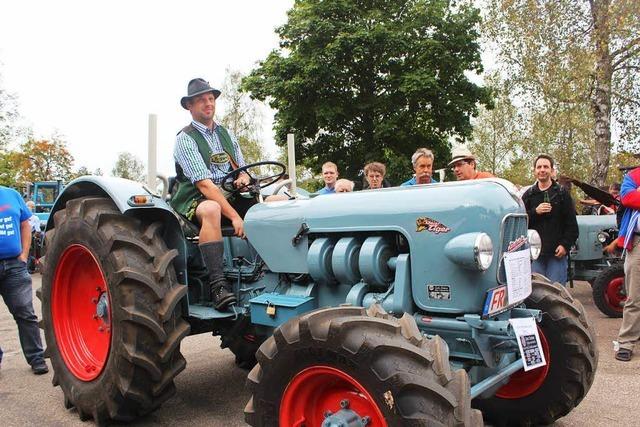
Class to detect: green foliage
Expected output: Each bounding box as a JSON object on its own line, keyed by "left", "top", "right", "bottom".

{"left": 243, "top": 0, "right": 491, "bottom": 182}
{"left": 382, "top": 147, "right": 413, "bottom": 186}
{"left": 607, "top": 151, "right": 640, "bottom": 184}
{"left": 112, "top": 152, "right": 145, "bottom": 182}
{"left": 0, "top": 150, "right": 20, "bottom": 187}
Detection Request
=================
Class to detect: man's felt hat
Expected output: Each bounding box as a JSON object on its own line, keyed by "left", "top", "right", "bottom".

{"left": 448, "top": 146, "right": 476, "bottom": 166}
{"left": 180, "top": 78, "right": 221, "bottom": 109}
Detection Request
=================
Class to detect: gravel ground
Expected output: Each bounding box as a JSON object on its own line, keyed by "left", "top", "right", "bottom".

{"left": 0, "top": 275, "right": 638, "bottom": 426}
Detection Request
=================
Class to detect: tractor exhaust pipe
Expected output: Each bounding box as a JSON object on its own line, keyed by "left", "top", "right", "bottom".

{"left": 287, "top": 133, "right": 298, "bottom": 197}
{"left": 147, "top": 114, "right": 158, "bottom": 190}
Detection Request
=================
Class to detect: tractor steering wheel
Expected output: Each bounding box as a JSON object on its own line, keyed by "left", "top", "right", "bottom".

{"left": 221, "top": 161, "right": 286, "bottom": 196}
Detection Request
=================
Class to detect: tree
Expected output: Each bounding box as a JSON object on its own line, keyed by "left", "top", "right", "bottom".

{"left": 484, "top": 0, "right": 640, "bottom": 186}
{"left": 112, "top": 152, "right": 145, "bottom": 182}
{"left": 12, "top": 136, "right": 74, "bottom": 184}
{"left": 607, "top": 151, "right": 640, "bottom": 184}
{"left": 0, "top": 68, "right": 21, "bottom": 150}
{"left": 0, "top": 66, "right": 28, "bottom": 187}
{"left": 0, "top": 150, "right": 21, "bottom": 187}
{"left": 69, "top": 165, "right": 92, "bottom": 180}
{"left": 243, "top": 0, "right": 491, "bottom": 182}
{"left": 470, "top": 72, "right": 527, "bottom": 182}
{"left": 218, "top": 69, "right": 267, "bottom": 164}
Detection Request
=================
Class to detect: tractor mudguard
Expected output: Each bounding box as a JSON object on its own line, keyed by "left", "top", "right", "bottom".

{"left": 47, "top": 175, "right": 177, "bottom": 230}
{"left": 47, "top": 176, "right": 189, "bottom": 291}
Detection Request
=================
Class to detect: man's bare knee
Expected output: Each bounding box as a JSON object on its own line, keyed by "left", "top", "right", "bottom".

{"left": 196, "top": 200, "right": 222, "bottom": 224}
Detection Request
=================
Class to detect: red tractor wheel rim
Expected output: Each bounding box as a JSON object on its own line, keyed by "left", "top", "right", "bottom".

{"left": 495, "top": 327, "right": 550, "bottom": 399}
{"left": 605, "top": 277, "right": 626, "bottom": 313}
{"left": 280, "top": 365, "right": 388, "bottom": 427}
{"left": 52, "top": 244, "right": 111, "bottom": 381}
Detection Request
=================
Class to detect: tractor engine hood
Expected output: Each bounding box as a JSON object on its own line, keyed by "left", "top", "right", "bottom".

{"left": 244, "top": 179, "right": 524, "bottom": 275}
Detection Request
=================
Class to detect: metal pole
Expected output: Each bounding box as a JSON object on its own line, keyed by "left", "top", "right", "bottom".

{"left": 147, "top": 114, "right": 158, "bottom": 189}
{"left": 287, "top": 133, "right": 298, "bottom": 196}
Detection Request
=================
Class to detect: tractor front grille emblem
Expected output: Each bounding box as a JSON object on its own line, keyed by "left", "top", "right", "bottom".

{"left": 507, "top": 235, "right": 527, "bottom": 252}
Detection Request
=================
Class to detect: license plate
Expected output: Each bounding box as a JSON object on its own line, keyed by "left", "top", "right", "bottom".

{"left": 483, "top": 285, "right": 508, "bottom": 317}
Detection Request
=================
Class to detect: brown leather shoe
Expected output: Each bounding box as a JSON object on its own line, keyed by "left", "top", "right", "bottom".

{"left": 210, "top": 278, "right": 237, "bottom": 310}
{"left": 615, "top": 348, "right": 633, "bottom": 362}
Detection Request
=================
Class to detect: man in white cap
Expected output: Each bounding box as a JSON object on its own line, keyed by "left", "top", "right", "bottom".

{"left": 448, "top": 146, "right": 494, "bottom": 180}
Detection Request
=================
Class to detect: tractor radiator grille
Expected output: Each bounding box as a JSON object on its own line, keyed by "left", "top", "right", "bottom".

{"left": 497, "top": 214, "right": 529, "bottom": 284}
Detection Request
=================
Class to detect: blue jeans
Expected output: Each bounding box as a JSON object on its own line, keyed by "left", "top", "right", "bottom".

{"left": 532, "top": 254, "right": 568, "bottom": 285}
{"left": 0, "top": 257, "right": 44, "bottom": 366}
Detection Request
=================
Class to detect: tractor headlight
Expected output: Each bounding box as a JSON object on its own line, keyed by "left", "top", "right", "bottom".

{"left": 528, "top": 229, "right": 542, "bottom": 260}
{"left": 445, "top": 232, "right": 494, "bottom": 271}
{"left": 597, "top": 231, "right": 609, "bottom": 243}
{"left": 474, "top": 233, "right": 494, "bottom": 271}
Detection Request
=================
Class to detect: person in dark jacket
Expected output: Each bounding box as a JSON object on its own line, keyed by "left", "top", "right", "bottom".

{"left": 522, "top": 154, "right": 579, "bottom": 285}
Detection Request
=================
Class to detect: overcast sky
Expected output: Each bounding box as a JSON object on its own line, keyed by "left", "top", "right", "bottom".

{"left": 0, "top": 0, "right": 294, "bottom": 177}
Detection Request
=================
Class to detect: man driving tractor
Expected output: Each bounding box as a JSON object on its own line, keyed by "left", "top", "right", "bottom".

{"left": 171, "top": 78, "right": 251, "bottom": 310}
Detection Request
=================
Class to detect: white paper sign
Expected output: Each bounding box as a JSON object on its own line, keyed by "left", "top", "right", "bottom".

{"left": 509, "top": 317, "right": 547, "bottom": 371}
{"left": 503, "top": 249, "right": 532, "bottom": 304}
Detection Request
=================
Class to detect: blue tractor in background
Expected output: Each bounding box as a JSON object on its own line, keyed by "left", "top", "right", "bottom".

{"left": 39, "top": 164, "right": 597, "bottom": 426}
{"left": 25, "top": 179, "right": 65, "bottom": 223}
{"left": 22, "top": 180, "right": 64, "bottom": 273}
{"left": 571, "top": 215, "right": 625, "bottom": 318}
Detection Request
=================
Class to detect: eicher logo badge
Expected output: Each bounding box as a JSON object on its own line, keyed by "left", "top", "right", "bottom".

{"left": 210, "top": 152, "right": 228, "bottom": 165}
{"left": 416, "top": 217, "right": 451, "bottom": 234}
{"left": 507, "top": 235, "right": 527, "bottom": 252}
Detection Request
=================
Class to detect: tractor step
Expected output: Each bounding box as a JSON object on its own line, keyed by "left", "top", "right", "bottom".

{"left": 188, "top": 303, "right": 240, "bottom": 320}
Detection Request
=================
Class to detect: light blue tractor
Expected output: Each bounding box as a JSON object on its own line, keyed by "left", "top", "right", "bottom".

{"left": 572, "top": 215, "right": 625, "bottom": 317}
{"left": 39, "top": 165, "right": 597, "bottom": 426}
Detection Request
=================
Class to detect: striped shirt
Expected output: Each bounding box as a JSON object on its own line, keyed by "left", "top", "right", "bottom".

{"left": 174, "top": 120, "right": 246, "bottom": 185}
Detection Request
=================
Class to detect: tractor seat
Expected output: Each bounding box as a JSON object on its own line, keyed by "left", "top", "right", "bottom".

{"left": 176, "top": 213, "right": 237, "bottom": 241}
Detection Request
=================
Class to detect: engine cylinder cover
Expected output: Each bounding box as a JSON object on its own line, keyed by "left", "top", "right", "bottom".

{"left": 359, "top": 236, "right": 394, "bottom": 286}
{"left": 331, "top": 237, "right": 362, "bottom": 284}
{"left": 307, "top": 237, "right": 336, "bottom": 284}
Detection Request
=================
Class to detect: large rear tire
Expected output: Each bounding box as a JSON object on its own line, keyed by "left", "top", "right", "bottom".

{"left": 474, "top": 276, "right": 598, "bottom": 426}
{"left": 245, "top": 305, "right": 482, "bottom": 427}
{"left": 592, "top": 263, "right": 625, "bottom": 318}
{"left": 41, "top": 197, "right": 190, "bottom": 425}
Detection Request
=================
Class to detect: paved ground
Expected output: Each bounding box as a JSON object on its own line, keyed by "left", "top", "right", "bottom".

{"left": 1, "top": 275, "right": 638, "bottom": 426}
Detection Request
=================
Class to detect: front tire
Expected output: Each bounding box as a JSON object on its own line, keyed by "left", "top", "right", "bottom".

{"left": 474, "top": 276, "right": 598, "bottom": 426}
{"left": 41, "top": 197, "right": 190, "bottom": 424}
{"left": 592, "top": 263, "right": 625, "bottom": 318}
{"left": 245, "top": 305, "right": 482, "bottom": 426}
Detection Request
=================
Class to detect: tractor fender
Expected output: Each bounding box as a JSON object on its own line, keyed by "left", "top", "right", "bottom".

{"left": 47, "top": 176, "right": 189, "bottom": 294}
{"left": 48, "top": 176, "right": 178, "bottom": 227}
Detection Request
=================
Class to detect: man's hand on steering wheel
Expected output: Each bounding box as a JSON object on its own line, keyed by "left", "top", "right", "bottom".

{"left": 233, "top": 171, "right": 251, "bottom": 190}
{"left": 221, "top": 161, "right": 286, "bottom": 196}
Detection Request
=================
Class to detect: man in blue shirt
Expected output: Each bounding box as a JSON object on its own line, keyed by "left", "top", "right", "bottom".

{"left": 316, "top": 162, "right": 339, "bottom": 195}
{"left": 0, "top": 185, "right": 48, "bottom": 374}
{"left": 401, "top": 148, "right": 439, "bottom": 186}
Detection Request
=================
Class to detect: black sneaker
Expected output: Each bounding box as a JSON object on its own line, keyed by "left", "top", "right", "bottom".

{"left": 31, "top": 360, "right": 49, "bottom": 375}
{"left": 210, "top": 279, "right": 237, "bottom": 310}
